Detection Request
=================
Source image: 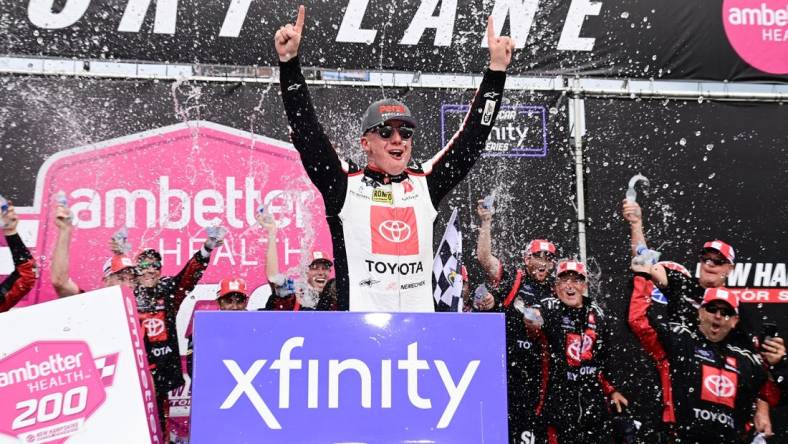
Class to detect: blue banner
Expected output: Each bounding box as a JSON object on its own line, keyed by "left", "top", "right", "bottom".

{"left": 190, "top": 311, "right": 508, "bottom": 443}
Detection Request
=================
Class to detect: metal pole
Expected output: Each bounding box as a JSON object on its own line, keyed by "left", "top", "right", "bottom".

{"left": 569, "top": 90, "right": 587, "bottom": 262}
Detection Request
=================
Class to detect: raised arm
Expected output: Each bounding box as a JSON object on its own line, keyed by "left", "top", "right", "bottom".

{"left": 621, "top": 198, "right": 667, "bottom": 287}
{"left": 256, "top": 211, "right": 281, "bottom": 283}
{"left": 1, "top": 204, "right": 37, "bottom": 312}
{"left": 425, "top": 17, "right": 512, "bottom": 205}
{"left": 276, "top": 5, "right": 346, "bottom": 214}
{"left": 50, "top": 204, "right": 80, "bottom": 297}
{"left": 475, "top": 199, "right": 501, "bottom": 283}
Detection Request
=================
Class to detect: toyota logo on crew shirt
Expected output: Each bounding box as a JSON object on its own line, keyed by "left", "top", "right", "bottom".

{"left": 370, "top": 206, "right": 419, "bottom": 255}
{"left": 140, "top": 313, "right": 168, "bottom": 341}
{"left": 700, "top": 364, "right": 738, "bottom": 408}
{"left": 565, "top": 332, "right": 595, "bottom": 367}
{"left": 704, "top": 374, "right": 735, "bottom": 398}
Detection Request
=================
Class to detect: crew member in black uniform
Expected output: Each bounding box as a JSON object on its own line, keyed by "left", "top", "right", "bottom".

{"left": 526, "top": 260, "right": 628, "bottom": 444}
{"left": 475, "top": 198, "right": 556, "bottom": 443}
{"left": 134, "top": 237, "right": 220, "bottom": 435}
{"left": 634, "top": 279, "right": 774, "bottom": 443}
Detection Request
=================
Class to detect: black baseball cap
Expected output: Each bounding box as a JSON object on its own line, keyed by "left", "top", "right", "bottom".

{"left": 361, "top": 98, "right": 418, "bottom": 134}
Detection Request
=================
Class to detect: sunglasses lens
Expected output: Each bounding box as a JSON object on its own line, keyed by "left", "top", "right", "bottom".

{"left": 376, "top": 125, "right": 393, "bottom": 138}
{"left": 398, "top": 126, "right": 414, "bottom": 139}
{"left": 373, "top": 124, "right": 414, "bottom": 140}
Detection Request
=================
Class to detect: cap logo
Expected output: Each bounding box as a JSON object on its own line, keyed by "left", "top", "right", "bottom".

{"left": 716, "top": 289, "right": 729, "bottom": 300}
{"left": 379, "top": 105, "right": 405, "bottom": 114}
{"left": 313, "top": 252, "right": 325, "bottom": 259}
{"left": 121, "top": 258, "right": 133, "bottom": 267}
{"left": 711, "top": 241, "right": 722, "bottom": 250}
{"left": 229, "top": 281, "right": 240, "bottom": 291}
{"left": 539, "top": 241, "right": 548, "bottom": 251}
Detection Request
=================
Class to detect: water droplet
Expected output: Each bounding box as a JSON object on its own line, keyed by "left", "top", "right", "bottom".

{"left": 705, "top": 144, "right": 714, "bottom": 151}
{"left": 620, "top": 12, "right": 630, "bottom": 19}
{"left": 679, "top": 138, "right": 687, "bottom": 146}
{"left": 695, "top": 131, "right": 701, "bottom": 136}
{"left": 708, "top": 173, "right": 716, "bottom": 179}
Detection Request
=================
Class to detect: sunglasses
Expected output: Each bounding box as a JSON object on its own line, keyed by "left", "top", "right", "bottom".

{"left": 699, "top": 255, "right": 729, "bottom": 266}
{"left": 704, "top": 304, "right": 736, "bottom": 318}
{"left": 557, "top": 275, "right": 586, "bottom": 284}
{"left": 309, "top": 263, "right": 332, "bottom": 271}
{"left": 137, "top": 260, "right": 161, "bottom": 270}
{"left": 370, "top": 124, "right": 414, "bottom": 140}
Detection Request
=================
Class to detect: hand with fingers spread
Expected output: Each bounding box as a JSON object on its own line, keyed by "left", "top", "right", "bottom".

{"left": 486, "top": 17, "right": 515, "bottom": 71}
{"left": 275, "top": 5, "right": 306, "bottom": 62}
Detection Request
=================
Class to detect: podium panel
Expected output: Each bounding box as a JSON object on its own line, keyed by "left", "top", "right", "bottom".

{"left": 191, "top": 311, "right": 507, "bottom": 443}
{"left": 0, "top": 287, "right": 161, "bottom": 444}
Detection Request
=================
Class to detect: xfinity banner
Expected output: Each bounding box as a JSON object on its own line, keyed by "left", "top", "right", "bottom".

{"left": 2, "top": 0, "right": 786, "bottom": 81}
{"left": 190, "top": 311, "right": 508, "bottom": 443}
{"left": 0, "top": 287, "right": 160, "bottom": 443}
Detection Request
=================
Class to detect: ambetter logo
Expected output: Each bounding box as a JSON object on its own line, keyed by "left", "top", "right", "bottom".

{"left": 722, "top": 0, "right": 788, "bottom": 74}
{"left": 370, "top": 206, "right": 419, "bottom": 255}
{"left": 0, "top": 341, "right": 117, "bottom": 444}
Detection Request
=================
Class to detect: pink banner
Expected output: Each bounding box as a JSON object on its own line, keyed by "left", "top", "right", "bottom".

{"left": 15, "top": 121, "right": 332, "bottom": 305}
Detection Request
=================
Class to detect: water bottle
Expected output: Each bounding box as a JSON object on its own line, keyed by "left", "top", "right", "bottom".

{"left": 513, "top": 297, "right": 544, "bottom": 327}
{"left": 0, "top": 194, "right": 8, "bottom": 228}
{"left": 482, "top": 195, "right": 495, "bottom": 209}
{"left": 113, "top": 227, "right": 131, "bottom": 254}
{"left": 55, "top": 191, "right": 68, "bottom": 207}
{"left": 632, "top": 243, "right": 661, "bottom": 266}
{"left": 206, "top": 225, "right": 227, "bottom": 242}
{"left": 54, "top": 191, "right": 73, "bottom": 223}
{"left": 625, "top": 174, "right": 649, "bottom": 203}
{"left": 473, "top": 284, "right": 489, "bottom": 308}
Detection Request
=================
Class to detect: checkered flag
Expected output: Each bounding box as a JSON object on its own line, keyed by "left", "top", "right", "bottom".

{"left": 94, "top": 353, "right": 120, "bottom": 387}
{"left": 432, "top": 208, "right": 463, "bottom": 312}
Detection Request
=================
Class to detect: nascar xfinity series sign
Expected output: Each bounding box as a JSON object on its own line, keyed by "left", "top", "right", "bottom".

{"left": 0, "top": 287, "right": 160, "bottom": 443}
{"left": 190, "top": 311, "right": 507, "bottom": 443}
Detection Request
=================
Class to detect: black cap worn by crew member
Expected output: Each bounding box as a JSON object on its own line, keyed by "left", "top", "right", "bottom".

{"left": 360, "top": 98, "right": 418, "bottom": 134}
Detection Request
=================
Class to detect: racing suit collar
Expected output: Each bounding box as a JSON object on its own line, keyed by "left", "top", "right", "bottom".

{"left": 364, "top": 164, "right": 409, "bottom": 184}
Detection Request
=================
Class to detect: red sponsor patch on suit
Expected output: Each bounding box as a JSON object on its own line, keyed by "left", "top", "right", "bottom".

{"left": 565, "top": 330, "right": 596, "bottom": 367}
{"left": 139, "top": 312, "right": 168, "bottom": 342}
{"left": 701, "top": 364, "right": 738, "bottom": 409}
{"left": 370, "top": 206, "right": 419, "bottom": 255}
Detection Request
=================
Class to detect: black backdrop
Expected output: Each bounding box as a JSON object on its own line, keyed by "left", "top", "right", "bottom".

{"left": 0, "top": 75, "right": 787, "bottom": 440}
{"left": 2, "top": 0, "right": 787, "bottom": 81}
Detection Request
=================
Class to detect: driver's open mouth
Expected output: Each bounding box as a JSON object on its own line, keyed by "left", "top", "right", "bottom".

{"left": 315, "top": 278, "right": 327, "bottom": 284}
{"left": 389, "top": 149, "right": 404, "bottom": 160}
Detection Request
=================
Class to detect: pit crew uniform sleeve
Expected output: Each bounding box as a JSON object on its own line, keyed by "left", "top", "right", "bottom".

{"left": 170, "top": 251, "right": 210, "bottom": 312}
{"left": 0, "top": 233, "right": 36, "bottom": 313}
{"left": 425, "top": 69, "right": 506, "bottom": 207}
{"left": 280, "top": 57, "right": 347, "bottom": 215}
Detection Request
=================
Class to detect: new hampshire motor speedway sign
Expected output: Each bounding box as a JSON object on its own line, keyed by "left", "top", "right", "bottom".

{"left": 190, "top": 311, "right": 508, "bottom": 443}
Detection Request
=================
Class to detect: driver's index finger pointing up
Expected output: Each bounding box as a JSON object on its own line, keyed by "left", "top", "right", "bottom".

{"left": 486, "top": 16, "right": 496, "bottom": 43}
{"left": 294, "top": 5, "right": 306, "bottom": 33}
